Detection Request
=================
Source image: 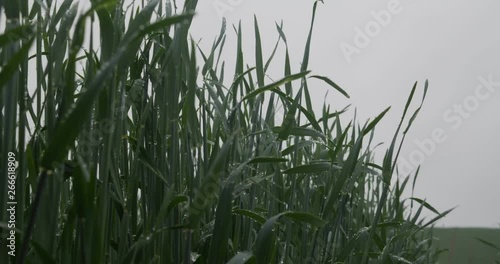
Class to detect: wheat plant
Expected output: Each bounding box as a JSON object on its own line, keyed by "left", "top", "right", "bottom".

{"left": 0, "top": 0, "right": 450, "bottom": 263}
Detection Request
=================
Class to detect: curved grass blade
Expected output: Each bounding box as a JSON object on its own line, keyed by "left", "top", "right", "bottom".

{"left": 255, "top": 211, "right": 326, "bottom": 263}
{"left": 309, "top": 75, "right": 350, "bottom": 98}
{"left": 363, "top": 107, "right": 390, "bottom": 136}
{"left": 233, "top": 209, "right": 266, "bottom": 225}
{"left": 240, "top": 71, "right": 310, "bottom": 102}
{"left": 0, "top": 37, "right": 34, "bottom": 91}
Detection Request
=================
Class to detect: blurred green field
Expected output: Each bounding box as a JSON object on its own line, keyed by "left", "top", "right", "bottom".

{"left": 433, "top": 228, "right": 500, "bottom": 264}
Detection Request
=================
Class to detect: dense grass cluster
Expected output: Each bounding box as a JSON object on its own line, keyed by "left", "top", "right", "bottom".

{"left": 0, "top": 0, "right": 451, "bottom": 263}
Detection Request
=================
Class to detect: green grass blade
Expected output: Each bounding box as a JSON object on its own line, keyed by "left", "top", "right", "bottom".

{"left": 309, "top": 75, "right": 350, "bottom": 98}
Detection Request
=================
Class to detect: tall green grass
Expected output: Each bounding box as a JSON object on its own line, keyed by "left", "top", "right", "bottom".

{"left": 0, "top": 0, "right": 450, "bottom": 263}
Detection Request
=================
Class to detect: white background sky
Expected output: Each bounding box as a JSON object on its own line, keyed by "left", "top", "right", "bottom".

{"left": 188, "top": 0, "right": 500, "bottom": 227}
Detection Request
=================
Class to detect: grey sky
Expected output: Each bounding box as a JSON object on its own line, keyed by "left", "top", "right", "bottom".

{"left": 190, "top": 0, "right": 500, "bottom": 227}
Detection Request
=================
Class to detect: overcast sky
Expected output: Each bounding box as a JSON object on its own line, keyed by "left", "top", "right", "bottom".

{"left": 189, "top": 0, "right": 500, "bottom": 227}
